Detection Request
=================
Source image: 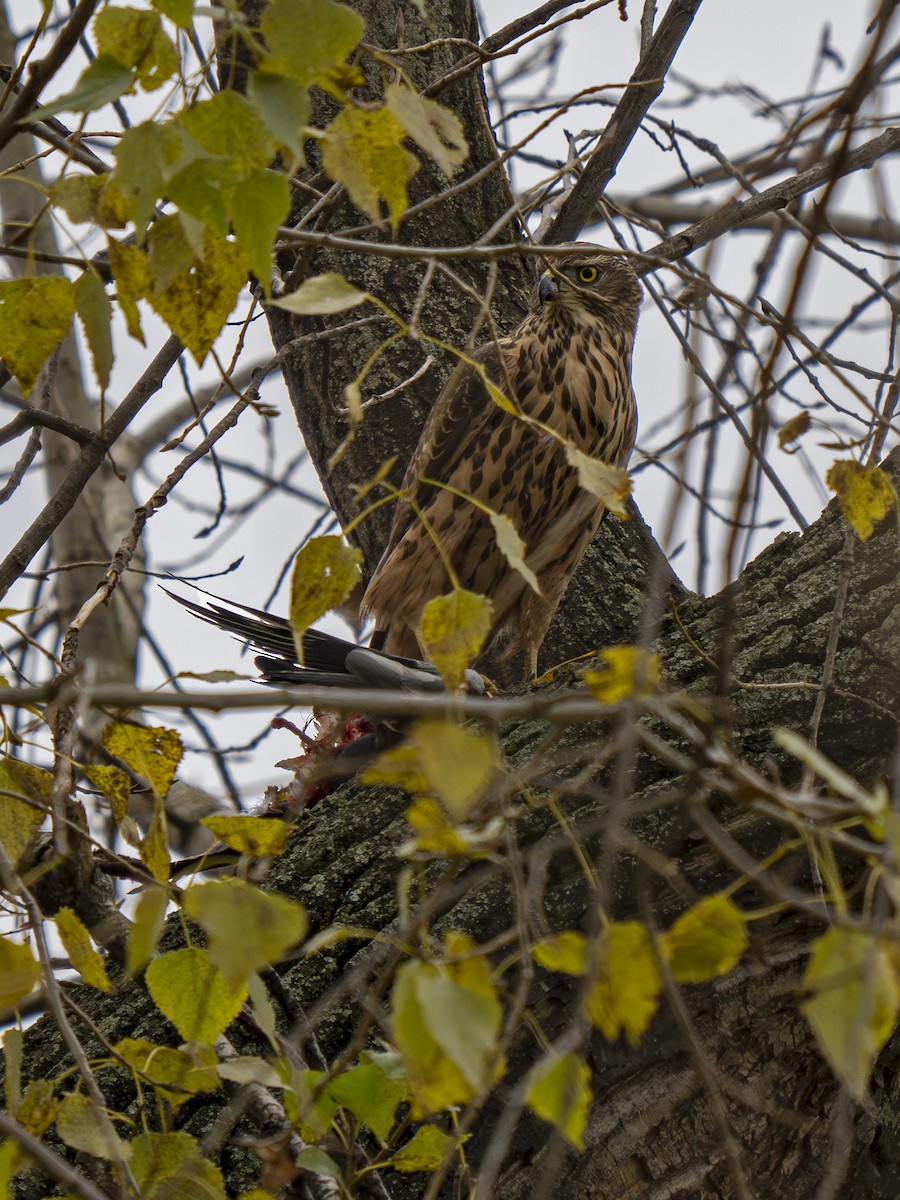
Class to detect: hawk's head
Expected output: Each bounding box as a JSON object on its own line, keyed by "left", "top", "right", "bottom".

{"left": 534, "top": 245, "right": 642, "bottom": 333}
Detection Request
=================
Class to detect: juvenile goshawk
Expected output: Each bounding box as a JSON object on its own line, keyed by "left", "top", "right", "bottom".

{"left": 362, "top": 244, "right": 641, "bottom": 678}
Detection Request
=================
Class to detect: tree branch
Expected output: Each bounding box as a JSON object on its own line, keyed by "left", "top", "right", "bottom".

{"left": 547, "top": 0, "right": 705, "bottom": 243}
{"left": 0, "top": 336, "right": 184, "bottom": 600}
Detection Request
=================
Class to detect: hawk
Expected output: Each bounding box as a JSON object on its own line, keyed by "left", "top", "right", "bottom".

{"left": 363, "top": 244, "right": 641, "bottom": 678}
{"left": 172, "top": 245, "right": 640, "bottom": 692}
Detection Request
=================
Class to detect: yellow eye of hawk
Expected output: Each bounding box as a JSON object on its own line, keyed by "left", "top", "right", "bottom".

{"left": 577, "top": 266, "right": 599, "bottom": 284}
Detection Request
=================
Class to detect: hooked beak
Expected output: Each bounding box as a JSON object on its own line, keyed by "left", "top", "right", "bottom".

{"left": 538, "top": 272, "right": 558, "bottom": 304}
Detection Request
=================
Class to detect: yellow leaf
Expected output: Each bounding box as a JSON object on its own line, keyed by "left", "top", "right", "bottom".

{"left": 179, "top": 91, "right": 275, "bottom": 173}
{"left": 131, "top": 1130, "right": 226, "bottom": 1200}
{"left": 584, "top": 921, "right": 661, "bottom": 1047}
{"left": 391, "top": 1125, "right": 462, "bottom": 1172}
{"left": 94, "top": 5, "right": 178, "bottom": 91}
{"left": 663, "top": 894, "right": 748, "bottom": 983}
{"left": 0, "top": 278, "right": 75, "bottom": 396}
{"left": 102, "top": 720, "right": 183, "bottom": 799}
{"left": 0, "top": 937, "right": 41, "bottom": 1010}
{"left": 56, "top": 1091, "right": 131, "bottom": 1161}
{"left": 143, "top": 221, "right": 249, "bottom": 364}
{"left": 826, "top": 459, "right": 897, "bottom": 541}
{"left": 201, "top": 814, "right": 291, "bottom": 857}
{"left": 778, "top": 410, "right": 811, "bottom": 453}
{"left": 83, "top": 762, "right": 131, "bottom": 823}
{"left": 289, "top": 535, "right": 362, "bottom": 661}
{"left": 488, "top": 512, "right": 540, "bottom": 595}
{"left": 362, "top": 743, "right": 429, "bottom": 794}
{"left": 127, "top": 886, "right": 169, "bottom": 976}
{"left": 146, "top": 947, "right": 248, "bottom": 1044}
{"left": 140, "top": 800, "right": 171, "bottom": 884}
{"left": 258, "top": 0, "right": 364, "bottom": 90}
{"left": 183, "top": 878, "right": 307, "bottom": 985}
{"left": 410, "top": 719, "right": 496, "bottom": 819}
{"left": 402, "top": 796, "right": 471, "bottom": 857}
{"left": 417, "top": 588, "right": 492, "bottom": 691}
{"left": 563, "top": 445, "right": 632, "bottom": 517}
{"left": 0, "top": 757, "right": 48, "bottom": 867}
{"left": 584, "top": 645, "right": 661, "bottom": 704}
{"left": 273, "top": 272, "right": 369, "bottom": 316}
{"left": 385, "top": 83, "right": 468, "bottom": 178}
{"left": 49, "top": 172, "right": 129, "bottom": 228}
{"left": 16, "top": 1079, "right": 58, "bottom": 1136}
{"left": 525, "top": 1049, "right": 591, "bottom": 1150}
{"left": 321, "top": 106, "right": 417, "bottom": 232}
{"left": 532, "top": 930, "right": 588, "bottom": 976}
{"left": 115, "top": 1037, "right": 220, "bottom": 1110}
{"left": 391, "top": 941, "right": 504, "bottom": 1116}
{"left": 55, "top": 908, "right": 111, "bottom": 992}
{"left": 108, "top": 237, "right": 148, "bottom": 341}
{"left": 802, "top": 927, "right": 899, "bottom": 1102}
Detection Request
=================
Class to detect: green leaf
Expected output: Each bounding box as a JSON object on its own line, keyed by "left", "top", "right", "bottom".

{"left": 417, "top": 588, "right": 492, "bottom": 691}
{"left": 146, "top": 947, "right": 248, "bottom": 1044}
{"left": 0, "top": 277, "right": 75, "bottom": 396}
{"left": 30, "top": 55, "right": 134, "bottom": 119}
{"left": 288, "top": 535, "right": 362, "bottom": 660}
{"left": 131, "top": 1131, "right": 226, "bottom": 1200}
{"left": 826, "top": 459, "right": 897, "bottom": 542}
{"left": 295, "top": 1147, "right": 343, "bottom": 1181}
{"left": 217, "top": 1055, "right": 283, "bottom": 1088}
{"left": 56, "top": 1092, "right": 131, "bottom": 1161}
{"left": 326, "top": 1062, "right": 407, "bottom": 1142}
{"left": 321, "top": 105, "right": 417, "bottom": 232}
{"left": 114, "top": 121, "right": 183, "bottom": 234}
{"left": 386, "top": 83, "right": 468, "bottom": 178}
{"left": 55, "top": 908, "right": 111, "bottom": 992}
{"left": 94, "top": 6, "right": 178, "bottom": 91}
{"left": 525, "top": 1050, "right": 591, "bottom": 1150}
{"left": 390, "top": 1124, "right": 460, "bottom": 1173}
{"left": 584, "top": 645, "right": 661, "bottom": 704}
{"left": 166, "top": 156, "right": 232, "bottom": 239}
{"left": 102, "top": 720, "right": 182, "bottom": 799}
{"left": 228, "top": 169, "right": 290, "bottom": 292}
{"left": 663, "top": 894, "right": 748, "bottom": 984}
{"left": 74, "top": 271, "right": 113, "bottom": 391}
{"left": 200, "top": 814, "right": 291, "bottom": 856}
{"left": 273, "top": 272, "right": 369, "bottom": 316}
{"left": 0, "top": 937, "right": 41, "bottom": 1010}
{"left": 258, "top": 0, "right": 364, "bottom": 89}
{"left": 802, "top": 927, "right": 899, "bottom": 1102}
{"left": 246, "top": 72, "right": 310, "bottom": 169}
{"left": 584, "top": 921, "right": 661, "bottom": 1047}
{"left": 183, "top": 878, "right": 308, "bottom": 985}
